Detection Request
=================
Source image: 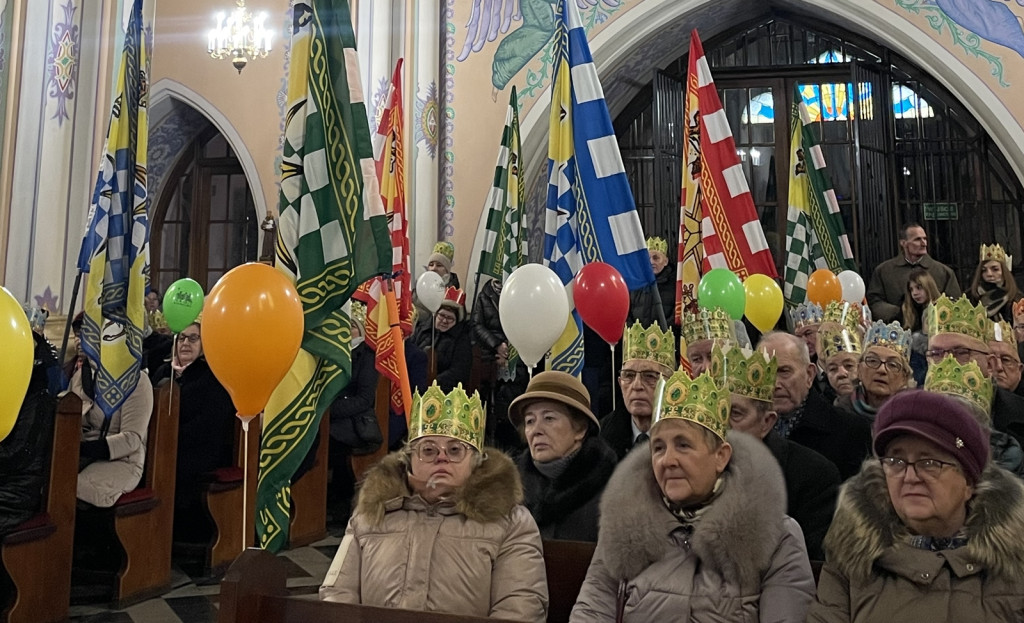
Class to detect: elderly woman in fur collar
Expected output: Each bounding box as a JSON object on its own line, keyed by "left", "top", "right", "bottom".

{"left": 319, "top": 384, "right": 548, "bottom": 622}
{"left": 808, "top": 390, "right": 1024, "bottom": 622}
{"left": 571, "top": 370, "right": 815, "bottom": 622}
{"left": 508, "top": 371, "right": 618, "bottom": 542}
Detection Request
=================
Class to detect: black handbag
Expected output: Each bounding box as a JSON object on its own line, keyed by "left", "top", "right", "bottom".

{"left": 332, "top": 409, "right": 383, "bottom": 456}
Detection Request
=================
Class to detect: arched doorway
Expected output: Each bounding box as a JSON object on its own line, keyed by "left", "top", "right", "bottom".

{"left": 613, "top": 15, "right": 1024, "bottom": 285}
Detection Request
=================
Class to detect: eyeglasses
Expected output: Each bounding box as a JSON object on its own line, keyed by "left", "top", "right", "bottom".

{"left": 860, "top": 355, "right": 904, "bottom": 373}
{"left": 619, "top": 370, "right": 662, "bottom": 386}
{"left": 178, "top": 334, "right": 201, "bottom": 344}
{"left": 995, "top": 355, "right": 1024, "bottom": 371}
{"left": 412, "top": 441, "right": 471, "bottom": 464}
{"left": 436, "top": 313, "right": 457, "bottom": 324}
{"left": 925, "top": 347, "right": 988, "bottom": 364}
{"left": 879, "top": 456, "right": 960, "bottom": 480}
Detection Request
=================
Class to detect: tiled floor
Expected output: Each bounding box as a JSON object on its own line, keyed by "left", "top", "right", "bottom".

{"left": 68, "top": 533, "right": 342, "bottom": 623}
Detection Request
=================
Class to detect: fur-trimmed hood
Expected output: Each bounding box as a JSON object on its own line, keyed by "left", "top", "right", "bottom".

{"left": 355, "top": 447, "right": 524, "bottom": 526}
{"left": 596, "top": 431, "right": 787, "bottom": 590}
{"left": 824, "top": 459, "right": 1024, "bottom": 583}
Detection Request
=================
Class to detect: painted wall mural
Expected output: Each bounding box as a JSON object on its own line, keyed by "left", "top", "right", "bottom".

{"left": 415, "top": 80, "right": 439, "bottom": 159}
{"left": 47, "top": 0, "right": 81, "bottom": 126}
{"left": 895, "top": 0, "right": 1024, "bottom": 86}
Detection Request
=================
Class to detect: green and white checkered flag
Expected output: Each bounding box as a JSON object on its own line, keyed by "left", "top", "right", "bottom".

{"left": 784, "top": 84, "right": 855, "bottom": 305}
{"left": 477, "top": 86, "right": 525, "bottom": 283}
{"left": 258, "top": 0, "right": 390, "bottom": 552}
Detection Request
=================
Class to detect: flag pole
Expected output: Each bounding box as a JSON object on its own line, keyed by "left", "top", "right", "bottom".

{"left": 58, "top": 271, "right": 84, "bottom": 367}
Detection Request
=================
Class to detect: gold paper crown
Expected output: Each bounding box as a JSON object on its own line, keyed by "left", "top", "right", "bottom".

{"left": 432, "top": 241, "right": 455, "bottom": 262}
{"left": 980, "top": 243, "right": 1012, "bottom": 271}
{"left": 817, "top": 324, "right": 862, "bottom": 361}
{"left": 991, "top": 319, "right": 1017, "bottom": 347}
{"left": 821, "top": 301, "right": 862, "bottom": 336}
{"left": 652, "top": 369, "right": 730, "bottom": 440}
{"left": 863, "top": 320, "right": 912, "bottom": 360}
{"left": 788, "top": 302, "right": 824, "bottom": 330}
{"left": 681, "top": 306, "right": 735, "bottom": 346}
{"left": 1013, "top": 299, "right": 1024, "bottom": 320}
{"left": 646, "top": 236, "right": 668, "bottom": 254}
{"left": 926, "top": 295, "right": 989, "bottom": 345}
{"left": 409, "top": 383, "right": 485, "bottom": 450}
{"left": 350, "top": 300, "right": 367, "bottom": 325}
{"left": 623, "top": 320, "right": 676, "bottom": 369}
{"left": 709, "top": 343, "right": 777, "bottom": 403}
{"left": 924, "top": 354, "right": 993, "bottom": 415}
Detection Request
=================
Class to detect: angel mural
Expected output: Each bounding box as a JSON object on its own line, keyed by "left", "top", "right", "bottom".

{"left": 935, "top": 0, "right": 1024, "bottom": 58}
{"left": 455, "top": 0, "right": 621, "bottom": 99}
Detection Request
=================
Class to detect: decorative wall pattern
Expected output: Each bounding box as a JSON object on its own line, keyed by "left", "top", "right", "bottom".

{"left": 414, "top": 80, "right": 438, "bottom": 159}
{"left": 442, "top": 0, "right": 458, "bottom": 239}
{"left": 147, "top": 103, "right": 208, "bottom": 204}
{"left": 47, "top": 0, "right": 81, "bottom": 126}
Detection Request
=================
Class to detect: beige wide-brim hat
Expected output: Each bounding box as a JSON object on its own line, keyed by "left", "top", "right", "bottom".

{"left": 508, "top": 371, "right": 599, "bottom": 430}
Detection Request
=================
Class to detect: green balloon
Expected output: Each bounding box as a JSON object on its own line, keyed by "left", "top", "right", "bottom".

{"left": 697, "top": 268, "right": 746, "bottom": 320}
{"left": 162, "top": 278, "right": 205, "bottom": 333}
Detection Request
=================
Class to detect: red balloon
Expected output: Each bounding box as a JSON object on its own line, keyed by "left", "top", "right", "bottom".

{"left": 574, "top": 262, "right": 630, "bottom": 344}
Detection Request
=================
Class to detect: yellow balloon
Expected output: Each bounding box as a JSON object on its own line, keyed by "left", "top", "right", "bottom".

{"left": 0, "top": 286, "right": 34, "bottom": 443}
{"left": 743, "top": 274, "right": 784, "bottom": 333}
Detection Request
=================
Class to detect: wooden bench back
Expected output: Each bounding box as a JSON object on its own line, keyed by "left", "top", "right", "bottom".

{"left": 542, "top": 540, "right": 595, "bottom": 623}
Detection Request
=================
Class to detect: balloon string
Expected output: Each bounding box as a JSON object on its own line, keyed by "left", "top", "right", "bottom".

{"left": 240, "top": 414, "right": 250, "bottom": 553}
{"left": 610, "top": 343, "right": 616, "bottom": 410}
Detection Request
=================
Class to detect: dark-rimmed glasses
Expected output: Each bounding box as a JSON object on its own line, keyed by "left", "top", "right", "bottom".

{"left": 925, "top": 347, "right": 988, "bottom": 364}
{"left": 860, "top": 355, "right": 904, "bottom": 373}
{"left": 879, "top": 456, "right": 960, "bottom": 480}
{"left": 178, "top": 333, "right": 201, "bottom": 344}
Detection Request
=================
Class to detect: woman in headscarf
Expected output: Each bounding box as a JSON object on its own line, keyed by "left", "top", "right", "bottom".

{"left": 807, "top": 390, "right": 1024, "bottom": 621}
{"left": 508, "top": 371, "right": 617, "bottom": 542}
{"left": 571, "top": 370, "right": 814, "bottom": 622}
{"left": 320, "top": 383, "right": 548, "bottom": 622}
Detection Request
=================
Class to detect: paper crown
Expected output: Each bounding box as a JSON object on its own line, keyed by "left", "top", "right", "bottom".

{"left": 1014, "top": 299, "right": 1024, "bottom": 320}
{"left": 863, "top": 320, "right": 912, "bottom": 360}
{"left": 646, "top": 236, "right": 668, "bottom": 254}
{"left": 432, "top": 240, "right": 455, "bottom": 262}
{"left": 924, "top": 354, "right": 993, "bottom": 416}
{"left": 821, "top": 301, "right": 862, "bottom": 336}
{"left": 681, "top": 307, "right": 735, "bottom": 346}
{"left": 409, "top": 383, "right": 485, "bottom": 450}
{"left": 992, "top": 320, "right": 1017, "bottom": 347}
{"left": 441, "top": 286, "right": 466, "bottom": 309}
{"left": 709, "top": 343, "right": 777, "bottom": 403}
{"left": 652, "top": 369, "right": 731, "bottom": 440}
{"left": 350, "top": 300, "right": 367, "bottom": 325}
{"left": 788, "top": 302, "right": 824, "bottom": 330}
{"left": 980, "top": 243, "right": 1013, "bottom": 272}
{"left": 817, "top": 323, "right": 862, "bottom": 361}
{"left": 926, "top": 295, "right": 989, "bottom": 345}
{"left": 623, "top": 320, "right": 676, "bottom": 370}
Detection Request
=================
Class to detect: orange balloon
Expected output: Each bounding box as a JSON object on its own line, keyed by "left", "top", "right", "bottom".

{"left": 202, "top": 263, "right": 304, "bottom": 417}
{"left": 806, "top": 269, "right": 842, "bottom": 306}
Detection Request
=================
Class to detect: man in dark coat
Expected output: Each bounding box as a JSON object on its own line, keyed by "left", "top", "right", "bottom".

{"left": 712, "top": 343, "right": 840, "bottom": 561}
{"left": 599, "top": 321, "right": 675, "bottom": 460}
{"left": 627, "top": 236, "right": 675, "bottom": 329}
{"left": 866, "top": 222, "right": 961, "bottom": 323}
{"left": 757, "top": 331, "right": 872, "bottom": 480}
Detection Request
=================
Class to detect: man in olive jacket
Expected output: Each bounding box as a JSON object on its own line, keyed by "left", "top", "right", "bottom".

{"left": 867, "top": 222, "right": 961, "bottom": 323}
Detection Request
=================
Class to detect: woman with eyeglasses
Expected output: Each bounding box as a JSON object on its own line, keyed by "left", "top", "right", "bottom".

{"left": 834, "top": 321, "right": 914, "bottom": 421}
{"left": 807, "top": 390, "right": 1024, "bottom": 622}
{"left": 153, "top": 320, "right": 237, "bottom": 542}
{"left": 413, "top": 286, "right": 473, "bottom": 392}
{"left": 320, "top": 383, "right": 548, "bottom": 622}
{"left": 507, "top": 371, "right": 617, "bottom": 542}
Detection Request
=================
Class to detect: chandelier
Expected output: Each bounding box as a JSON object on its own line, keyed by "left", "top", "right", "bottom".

{"left": 208, "top": 0, "right": 273, "bottom": 74}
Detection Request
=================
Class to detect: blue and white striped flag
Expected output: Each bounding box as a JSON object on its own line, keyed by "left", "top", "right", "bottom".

{"left": 543, "top": 0, "right": 655, "bottom": 375}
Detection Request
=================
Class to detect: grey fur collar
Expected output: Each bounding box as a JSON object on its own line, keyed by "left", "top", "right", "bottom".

{"left": 597, "top": 431, "right": 787, "bottom": 590}
{"left": 824, "top": 460, "right": 1024, "bottom": 583}
{"left": 355, "top": 448, "right": 523, "bottom": 526}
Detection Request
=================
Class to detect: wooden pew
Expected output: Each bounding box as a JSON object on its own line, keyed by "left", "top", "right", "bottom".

{"left": 218, "top": 548, "right": 501, "bottom": 623}
{"left": 202, "top": 415, "right": 260, "bottom": 574}
{"left": 542, "top": 540, "right": 595, "bottom": 623}
{"left": 288, "top": 412, "right": 329, "bottom": 548}
{"left": 1, "top": 392, "right": 81, "bottom": 623}
{"left": 109, "top": 381, "right": 180, "bottom": 607}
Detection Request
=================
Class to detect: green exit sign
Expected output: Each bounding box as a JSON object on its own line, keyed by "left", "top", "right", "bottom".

{"left": 923, "top": 202, "right": 958, "bottom": 220}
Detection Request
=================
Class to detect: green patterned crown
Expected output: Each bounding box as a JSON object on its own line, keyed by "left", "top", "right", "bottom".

{"left": 652, "top": 369, "right": 731, "bottom": 440}
{"left": 623, "top": 320, "right": 676, "bottom": 370}
{"left": 681, "top": 306, "right": 735, "bottom": 346}
{"left": 817, "top": 323, "right": 862, "bottom": 362}
{"left": 646, "top": 236, "right": 668, "bottom": 254}
{"left": 709, "top": 343, "right": 777, "bottom": 403}
{"left": 821, "top": 301, "right": 862, "bottom": 336}
{"left": 924, "top": 354, "right": 993, "bottom": 415}
{"left": 409, "top": 383, "right": 485, "bottom": 450}
{"left": 992, "top": 319, "right": 1017, "bottom": 347}
{"left": 863, "top": 320, "right": 912, "bottom": 360}
{"left": 432, "top": 240, "right": 455, "bottom": 261}
{"left": 926, "top": 295, "right": 989, "bottom": 346}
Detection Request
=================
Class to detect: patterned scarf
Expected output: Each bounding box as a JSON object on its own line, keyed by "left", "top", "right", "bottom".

{"left": 978, "top": 280, "right": 1010, "bottom": 320}
{"left": 774, "top": 403, "right": 805, "bottom": 439}
{"left": 661, "top": 473, "right": 726, "bottom": 526}
{"left": 908, "top": 528, "right": 968, "bottom": 552}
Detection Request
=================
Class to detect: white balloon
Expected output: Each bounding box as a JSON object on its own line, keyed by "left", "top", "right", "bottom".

{"left": 499, "top": 264, "right": 570, "bottom": 368}
{"left": 416, "top": 271, "right": 445, "bottom": 313}
{"left": 838, "top": 270, "right": 866, "bottom": 303}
